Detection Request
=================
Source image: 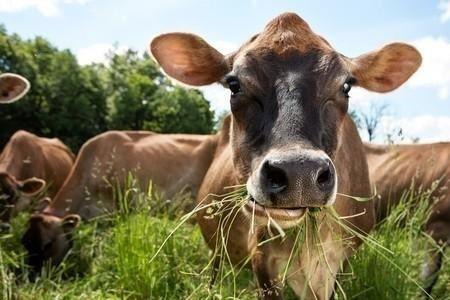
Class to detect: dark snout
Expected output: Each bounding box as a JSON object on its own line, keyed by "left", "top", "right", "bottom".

{"left": 0, "top": 222, "right": 11, "bottom": 233}
{"left": 21, "top": 225, "right": 46, "bottom": 279}
{"left": 248, "top": 149, "right": 337, "bottom": 208}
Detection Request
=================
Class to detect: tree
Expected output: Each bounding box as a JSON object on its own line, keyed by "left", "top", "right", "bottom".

{"left": 0, "top": 26, "right": 108, "bottom": 151}
{"left": 145, "top": 87, "right": 214, "bottom": 134}
{"left": 106, "top": 50, "right": 164, "bottom": 130}
{"left": 348, "top": 109, "right": 362, "bottom": 130}
{"left": 359, "top": 103, "right": 387, "bottom": 142}
{"left": 0, "top": 25, "right": 216, "bottom": 151}
{"left": 106, "top": 51, "right": 214, "bottom": 134}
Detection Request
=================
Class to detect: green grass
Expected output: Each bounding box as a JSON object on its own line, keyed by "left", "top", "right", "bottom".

{"left": 0, "top": 181, "right": 449, "bottom": 299}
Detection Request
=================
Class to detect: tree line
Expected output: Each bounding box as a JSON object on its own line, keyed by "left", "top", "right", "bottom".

{"left": 0, "top": 25, "right": 215, "bottom": 151}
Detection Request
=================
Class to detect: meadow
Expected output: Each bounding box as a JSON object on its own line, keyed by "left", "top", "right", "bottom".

{"left": 1, "top": 182, "right": 450, "bottom": 300}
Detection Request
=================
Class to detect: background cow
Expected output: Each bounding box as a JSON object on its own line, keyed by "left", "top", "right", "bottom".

{"left": 365, "top": 142, "right": 450, "bottom": 295}
{"left": 0, "top": 130, "right": 75, "bottom": 229}
{"left": 0, "top": 73, "right": 30, "bottom": 104}
{"left": 150, "top": 12, "right": 421, "bottom": 299}
{"left": 22, "top": 130, "right": 218, "bottom": 273}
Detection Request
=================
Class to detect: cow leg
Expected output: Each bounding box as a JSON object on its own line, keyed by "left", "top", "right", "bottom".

{"left": 421, "top": 242, "right": 444, "bottom": 297}
{"left": 422, "top": 200, "right": 450, "bottom": 297}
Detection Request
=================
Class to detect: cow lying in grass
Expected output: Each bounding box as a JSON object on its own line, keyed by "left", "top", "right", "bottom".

{"left": 365, "top": 142, "right": 450, "bottom": 296}
{"left": 150, "top": 12, "right": 421, "bottom": 299}
{"left": 22, "top": 130, "right": 218, "bottom": 274}
{"left": 0, "top": 131, "right": 75, "bottom": 229}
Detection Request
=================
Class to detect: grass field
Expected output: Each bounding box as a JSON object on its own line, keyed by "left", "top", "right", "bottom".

{"left": 1, "top": 184, "right": 450, "bottom": 299}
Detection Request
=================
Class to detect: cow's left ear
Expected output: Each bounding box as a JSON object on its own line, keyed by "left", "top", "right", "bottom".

{"left": 348, "top": 43, "right": 421, "bottom": 93}
{"left": 34, "top": 197, "right": 51, "bottom": 212}
{"left": 19, "top": 178, "right": 46, "bottom": 196}
{"left": 0, "top": 73, "right": 30, "bottom": 103}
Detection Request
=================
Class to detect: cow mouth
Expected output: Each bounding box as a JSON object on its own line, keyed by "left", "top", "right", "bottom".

{"left": 243, "top": 197, "right": 307, "bottom": 228}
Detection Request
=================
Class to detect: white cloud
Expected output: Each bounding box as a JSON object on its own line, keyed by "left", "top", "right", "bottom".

{"left": 210, "top": 40, "right": 237, "bottom": 55}
{"left": 439, "top": 0, "right": 450, "bottom": 22}
{"left": 408, "top": 36, "right": 450, "bottom": 100}
{"left": 349, "top": 87, "right": 383, "bottom": 109}
{"left": 76, "top": 43, "right": 128, "bottom": 65}
{"left": 199, "top": 84, "right": 229, "bottom": 113}
{"left": 0, "top": 0, "right": 91, "bottom": 17}
{"left": 378, "top": 115, "right": 450, "bottom": 143}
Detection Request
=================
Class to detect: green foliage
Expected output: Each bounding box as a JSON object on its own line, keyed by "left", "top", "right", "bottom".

{"left": 0, "top": 183, "right": 255, "bottom": 299}
{"left": 336, "top": 187, "right": 450, "bottom": 300}
{"left": 0, "top": 26, "right": 215, "bottom": 151}
{"left": 105, "top": 50, "right": 214, "bottom": 134}
{"left": 2, "top": 182, "right": 450, "bottom": 299}
{"left": 145, "top": 87, "right": 214, "bottom": 134}
{"left": 0, "top": 27, "right": 108, "bottom": 150}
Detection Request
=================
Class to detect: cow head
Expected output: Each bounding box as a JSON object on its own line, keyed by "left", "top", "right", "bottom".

{"left": 0, "top": 73, "right": 30, "bottom": 104}
{"left": 21, "top": 207, "right": 80, "bottom": 275}
{"left": 151, "top": 13, "right": 421, "bottom": 229}
{"left": 0, "top": 172, "right": 45, "bottom": 228}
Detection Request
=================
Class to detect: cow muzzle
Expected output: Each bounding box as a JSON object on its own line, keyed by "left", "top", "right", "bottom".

{"left": 244, "top": 148, "right": 337, "bottom": 228}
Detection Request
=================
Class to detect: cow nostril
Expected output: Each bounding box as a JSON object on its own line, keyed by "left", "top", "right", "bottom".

{"left": 263, "top": 162, "right": 288, "bottom": 195}
{"left": 316, "top": 166, "right": 334, "bottom": 191}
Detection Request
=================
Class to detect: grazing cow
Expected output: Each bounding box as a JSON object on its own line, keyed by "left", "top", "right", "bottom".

{"left": 0, "top": 73, "right": 30, "bottom": 104}
{"left": 365, "top": 142, "right": 450, "bottom": 295}
{"left": 22, "top": 130, "right": 217, "bottom": 272}
{"left": 0, "top": 131, "right": 75, "bottom": 229}
{"left": 150, "top": 12, "right": 421, "bottom": 299}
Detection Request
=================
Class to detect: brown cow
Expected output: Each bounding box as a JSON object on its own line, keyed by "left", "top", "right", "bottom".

{"left": 0, "top": 73, "right": 30, "bottom": 104}
{"left": 365, "top": 142, "right": 450, "bottom": 295}
{"left": 150, "top": 12, "right": 421, "bottom": 299}
{"left": 22, "top": 130, "right": 217, "bottom": 273}
{"left": 0, "top": 130, "right": 75, "bottom": 229}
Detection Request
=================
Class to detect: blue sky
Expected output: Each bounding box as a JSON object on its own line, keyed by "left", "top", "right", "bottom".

{"left": 1, "top": 0, "right": 449, "bottom": 142}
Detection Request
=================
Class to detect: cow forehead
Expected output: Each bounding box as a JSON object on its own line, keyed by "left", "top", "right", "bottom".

{"left": 233, "top": 47, "right": 345, "bottom": 97}
{"left": 236, "top": 13, "right": 333, "bottom": 58}
{"left": 230, "top": 13, "right": 343, "bottom": 90}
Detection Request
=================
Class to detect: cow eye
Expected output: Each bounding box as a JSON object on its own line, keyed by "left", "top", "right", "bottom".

{"left": 342, "top": 80, "right": 353, "bottom": 97}
{"left": 226, "top": 76, "right": 241, "bottom": 95}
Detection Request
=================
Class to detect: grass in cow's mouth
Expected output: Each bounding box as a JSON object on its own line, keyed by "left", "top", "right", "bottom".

{"left": 202, "top": 183, "right": 441, "bottom": 299}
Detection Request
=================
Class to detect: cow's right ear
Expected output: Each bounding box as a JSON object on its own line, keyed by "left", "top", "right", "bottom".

{"left": 62, "top": 214, "right": 80, "bottom": 233}
{"left": 0, "top": 73, "right": 30, "bottom": 104}
{"left": 150, "top": 33, "right": 230, "bottom": 86}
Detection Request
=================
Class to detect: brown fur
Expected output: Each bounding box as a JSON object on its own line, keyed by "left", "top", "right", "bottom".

{"left": 365, "top": 142, "right": 450, "bottom": 294}
{"left": 0, "top": 130, "right": 74, "bottom": 222}
{"left": 22, "top": 130, "right": 218, "bottom": 272}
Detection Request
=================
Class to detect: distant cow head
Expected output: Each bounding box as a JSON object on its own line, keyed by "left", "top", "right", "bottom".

{"left": 151, "top": 13, "right": 421, "bottom": 228}
{"left": 21, "top": 207, "right": 80, "bottom": 276}
{"left": 0, "top": 173, "right": 45, "bottom": 227}
{"left": 0, "top": 73, "right": 30, "bottom": 104}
